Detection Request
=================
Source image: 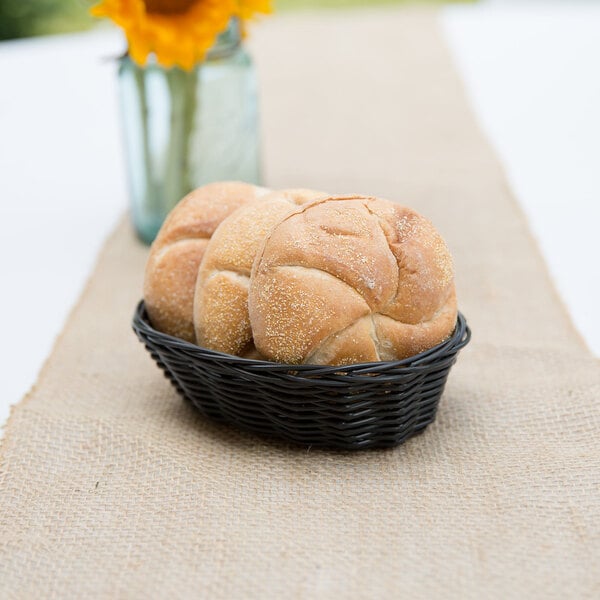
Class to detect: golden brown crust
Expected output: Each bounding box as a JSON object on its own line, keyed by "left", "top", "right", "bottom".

{"left": 373, "top": 290, "right": 458, "bottom": 360}
{"left": 194, "top": 271, "right": 252, "bottom": 355}
{"left": 248, "top": 196, "right": 457, "bottom": 365}
{"left": 143, "top": 182, "right": 268, "bottom": 342}
{"left": 248, "top": 264, "right": 371, "bottom": 363}
{"left": 193, "top": 188, "right": 327, "bottom": 354}
{"left": 307, "top": 316, "right": 380, "bottom": 366}
{"left": 240, "top": 344, "right": 267, "bottom": 361}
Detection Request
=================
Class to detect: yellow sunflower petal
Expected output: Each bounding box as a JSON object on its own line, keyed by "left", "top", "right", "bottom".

{"left": 90, "top": 0, "right": 271, "bottom": 70}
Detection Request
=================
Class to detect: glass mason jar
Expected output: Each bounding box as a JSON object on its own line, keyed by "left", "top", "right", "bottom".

{"left": 118, "top": 18, "right": 261, "bottom": 244}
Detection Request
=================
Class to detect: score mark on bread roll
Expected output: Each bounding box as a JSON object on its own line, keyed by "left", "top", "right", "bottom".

{"left": 143, "top": 182, "right": 269, "bottom": 342}
{"left": 248, "top": 196, "right": 457, "bottom": 365}
{"left": 193, "top": 189, "right": 328, "bottom": 355}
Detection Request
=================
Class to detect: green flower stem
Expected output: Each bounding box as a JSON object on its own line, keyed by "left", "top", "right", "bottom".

{"left": 164, "top": 67, "right": 199, "bottom": 213}
{"left": 182, "top": 68, "right": 199, "bottom": 192}
{"left": 132, "top": 64, "right": 158, "bottom": 217}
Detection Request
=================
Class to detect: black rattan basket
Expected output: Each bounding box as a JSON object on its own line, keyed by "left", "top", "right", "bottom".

{"left": 133, "top": 301, "right": 470, "bottom": 450}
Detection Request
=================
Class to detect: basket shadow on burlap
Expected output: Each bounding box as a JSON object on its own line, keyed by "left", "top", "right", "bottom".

{"left": 133, "top": 301, "right": 471, "bottom": 450}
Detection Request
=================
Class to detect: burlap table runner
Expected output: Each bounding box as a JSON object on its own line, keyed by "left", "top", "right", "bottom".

{"left": 2, "top": 9, "right": 599, "bottom": 598}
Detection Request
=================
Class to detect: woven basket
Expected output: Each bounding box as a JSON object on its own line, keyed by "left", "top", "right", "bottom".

{"left": 133, "top": 301, "right": 471, "bottom": 450}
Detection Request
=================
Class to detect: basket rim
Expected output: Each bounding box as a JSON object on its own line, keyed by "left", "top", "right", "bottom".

{"left": 133, "top": 300, "right": 471, "bottom": 375}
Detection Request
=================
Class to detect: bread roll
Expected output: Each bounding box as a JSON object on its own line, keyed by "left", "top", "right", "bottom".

{"left": 248, "top": 196, "right": 457, "bottom": 365}
{"left": 144, "top": 181, "right": 268, "bottom": 342}
{"left": 194, "top": 189, "right": 328, "bottom": 355}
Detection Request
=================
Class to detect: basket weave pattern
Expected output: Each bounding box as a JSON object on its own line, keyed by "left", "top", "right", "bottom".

{"left": 133, "top": 301, "right": 471, "bottom": 449}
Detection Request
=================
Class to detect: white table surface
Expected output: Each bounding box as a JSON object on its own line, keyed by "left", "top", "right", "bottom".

{"left": 1, "top": 3, "right": 599, "bottom": 434}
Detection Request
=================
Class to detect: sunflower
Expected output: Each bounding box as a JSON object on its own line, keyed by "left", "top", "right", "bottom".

{"left": 91, "top": 0, "right": 272, "bottom": 70}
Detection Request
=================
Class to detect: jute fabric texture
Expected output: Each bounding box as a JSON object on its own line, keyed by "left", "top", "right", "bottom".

{"left": 1, "top": 9, "right": 599, "bottom": 599}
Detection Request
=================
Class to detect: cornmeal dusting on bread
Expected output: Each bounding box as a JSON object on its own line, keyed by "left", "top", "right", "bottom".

{"left": 254, "top": 274, "right": 333, "bottom": 362}
{"left": 194, "top": 188, "right": 327, "bottom": 354}
{"left": 249, "top": 195, "right": 457, "bottom": 365}
{"left": 196, "top": 272, "right": 252, "bottom": 355}
{"left": 144, "top": 182, "right": 268, "bottom": 342}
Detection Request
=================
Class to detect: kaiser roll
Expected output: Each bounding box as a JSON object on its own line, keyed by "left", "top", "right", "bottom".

{"left": 248, "top": 196, "right": 457, "bottom": 365}
{"left": 143, "top": 181, "right": 268, "bottom": 342}
{"left": 193, "top": 189, "right": 328, "bottom": 355}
